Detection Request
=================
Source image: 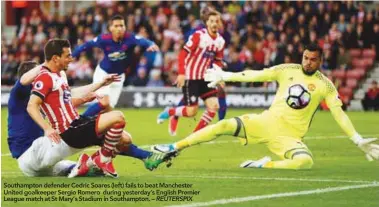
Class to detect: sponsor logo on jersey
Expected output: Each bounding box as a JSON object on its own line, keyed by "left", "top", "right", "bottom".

{"left": 63, "top": 90, "right": 71, "bottom": 103}
{"left": 108, "top": 51, "right": 127, "bottom": 61}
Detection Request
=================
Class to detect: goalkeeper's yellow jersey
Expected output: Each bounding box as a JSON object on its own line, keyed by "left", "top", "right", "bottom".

{"left": 257, "top": 64, "right": 343, "bottom": 138}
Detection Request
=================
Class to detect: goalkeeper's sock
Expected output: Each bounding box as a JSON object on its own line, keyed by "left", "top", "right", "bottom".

{"left": 118, "top": 144, "right": 152, "bottom": 160}
{"left": 175, "top": 118, "right": 237, "bottom": 150}
{"left": 193, "top": 110, "right": 216, "bottom": 132}
{"left": 83, "top": 102, "right": 105, "bottom": 117}
{"left": 168, "top": 106, "right": 189, "bottom": 117}
{"left": 263, "top": 155, "right": 313, "bottom": 170}
{"left": 218, "top": 96, "right": 227, "bottom": 120}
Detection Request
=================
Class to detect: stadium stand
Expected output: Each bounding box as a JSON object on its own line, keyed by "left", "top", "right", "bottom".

{"left": 1, "top": 1, "right": 379, "bottom": 108}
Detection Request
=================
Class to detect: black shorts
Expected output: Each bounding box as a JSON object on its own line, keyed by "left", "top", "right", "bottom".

{"left": 60, "top": 115, "right": 103, "bottom": 149}
{"left": 182, "top": 80, "right": 218, "bottom": 106}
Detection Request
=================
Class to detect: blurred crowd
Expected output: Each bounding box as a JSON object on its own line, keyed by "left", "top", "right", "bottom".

{"left": 2, "top": 1, "right": 379, "bottom": 89}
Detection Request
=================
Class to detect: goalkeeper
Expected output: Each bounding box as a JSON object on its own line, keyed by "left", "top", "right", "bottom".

{"left": 153, "top": 44, "right": 379, "bottom": 169}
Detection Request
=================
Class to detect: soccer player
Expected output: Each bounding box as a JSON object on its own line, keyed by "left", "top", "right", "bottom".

{"left": 8, "top": 61, "right": 113, "bottom": 176}
{"left": 72, "top": 15, "right": 159, "bottom": 116}
{"left": 27, "top": 39, "right": 164, "bottom": 178}
{"left": 8, "top": 61, "right": 77, "bottom": 176}
{"left": 153, "top": 44, "right": 379, "bottom": 169}
{"left": 9, "top": 61, "right": 171, "bottom": 177}
{"left": 167, "top": 8, "right": 228, "bottom": 136}
{"left": 157, "top": 9, "right": 226, "bottom": 133}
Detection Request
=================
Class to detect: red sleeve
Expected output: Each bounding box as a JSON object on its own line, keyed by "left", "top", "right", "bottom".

{"left": 31, "top": 73, "right": 53, "bottom": 100}
{"left": 178, "top": 49, "right": 189, "bottom": 75}
{"left": 183, "top": 32, "right": 200, "bottom": 53}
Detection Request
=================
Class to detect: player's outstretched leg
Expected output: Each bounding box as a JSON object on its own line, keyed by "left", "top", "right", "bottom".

{"left": 112, "top": 131, "right": 175, "bottom": 170}
{"left": 153, "top": 118, "right": 242, "bottom": 153}
{"left": 240, "top": 154, "right": 314, "bottom": 170}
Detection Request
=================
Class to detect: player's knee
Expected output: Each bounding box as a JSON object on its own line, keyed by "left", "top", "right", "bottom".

{"left": 293, "top": 154, "right": 314, "bottom": 170}
{"left": 112, "top": 111, "right": 126, "bottom": 126}
{"left": 214, "top": 119, "right": 236, "bottom": 135}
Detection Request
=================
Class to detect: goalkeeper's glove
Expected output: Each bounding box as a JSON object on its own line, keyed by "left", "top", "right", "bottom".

{"left": 351, "top": 133, "right": 379, "bottom": 161}
{"left": 204, "top": 64, "right": 232, "bottom": 88}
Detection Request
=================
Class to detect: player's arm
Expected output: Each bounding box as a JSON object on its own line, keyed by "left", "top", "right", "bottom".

{"left": 176, "top": 32, "right": 201, "bottom": 87}
{"left": 14, "top": 64, "right": 43, "bottom": 97}
{"left": 71, "top": 92, "right": 97, "bottom": 107}
{"left": 72, "top": 35, "right": 102, "bottom": 59}
{"left": 20, "top": 64, "right": 42, "bottom": 85}
{"left": 205, "top": 64, "right": 283, "bottom": 88}
{"left": 27, "top": 74, "right": 61, "bottom": 143}
{"left": 71, "top": 74, "right": 121, "bottom": 99}
{"left": 326, "top": 86, "right": 379, "bottom": 161}
{"left": 134, "top": 34, "right": 159, "bottom": 52}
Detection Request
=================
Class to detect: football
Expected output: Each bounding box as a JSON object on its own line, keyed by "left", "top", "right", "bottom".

{"left": 286, "top": 84, "right": 311, "bottom": 109}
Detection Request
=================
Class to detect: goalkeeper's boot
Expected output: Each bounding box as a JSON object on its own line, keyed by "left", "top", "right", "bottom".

{"left": 157, "top": 107, "right": 170, "bottom": 124}
{"left": 68, "top": 153, "right": 90, "bottom": 178}
{"left": 168, "top": 116, "right": 179, "bottom": 136}
{"left": 92, "top": 151, "right": 118, "bottom": 178}
{"left": 240, "top": 156, "right": 271, "bottom": 168}
{"left": 144, "top": 151, "right": 178, "bottom": 171}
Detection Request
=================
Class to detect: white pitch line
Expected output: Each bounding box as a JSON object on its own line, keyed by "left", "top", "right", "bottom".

{"left": 154, "top": 175, "right": 376, "bottom": 184}
{"left": 165, "top": 183, "right": 379, "bottom": 207}
{"left": 2, "top": 134, "right": 379, "bottom": 157}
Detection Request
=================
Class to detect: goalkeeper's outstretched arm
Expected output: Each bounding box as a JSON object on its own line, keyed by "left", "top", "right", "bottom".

{"left": 204, "top": 64, "right": 280, "bottom": 87}
{"left": 330, "top": 107, "right": 379, "bottom": 161}
{"left": 221, "top": 69, "right": 277, "bottom": 82}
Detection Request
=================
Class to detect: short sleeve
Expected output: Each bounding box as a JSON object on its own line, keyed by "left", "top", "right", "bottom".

{"left": 31, "top": 73, "right": 53, "bottom": 100}
{"left": 183, "top": 32, "right": 200, "bottom": 53}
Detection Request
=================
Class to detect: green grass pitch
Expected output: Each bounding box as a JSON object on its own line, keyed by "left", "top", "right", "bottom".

{"left": 1, "top": 108, "right": 379, "bottom": 207}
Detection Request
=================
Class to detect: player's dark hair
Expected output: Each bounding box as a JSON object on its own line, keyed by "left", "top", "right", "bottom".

{"left": 17, "top": 61, "right": 38, "bottom": 78}
{"left": 44, "top": 39, "right": 71, "bottom": 61}
{"left": 110, "top": 15, "right": 125, "bottom": 24}
{"left": 304, "top": 43, "right": 323, "bottom": 58}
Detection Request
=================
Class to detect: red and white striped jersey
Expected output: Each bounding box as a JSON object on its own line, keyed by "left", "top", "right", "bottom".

{"left": 31, "top": 66, "right": 79, "bottom": 134}
{"left": 181, "top": 28, "right": 225, "bottom": 80}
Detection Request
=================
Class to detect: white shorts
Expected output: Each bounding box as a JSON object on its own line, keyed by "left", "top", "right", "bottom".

{"left": 17, "top": 136, "right": 82, "bottom": 177}
{"left": 93, "top": 65, "right": 125, "bottom": 107}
